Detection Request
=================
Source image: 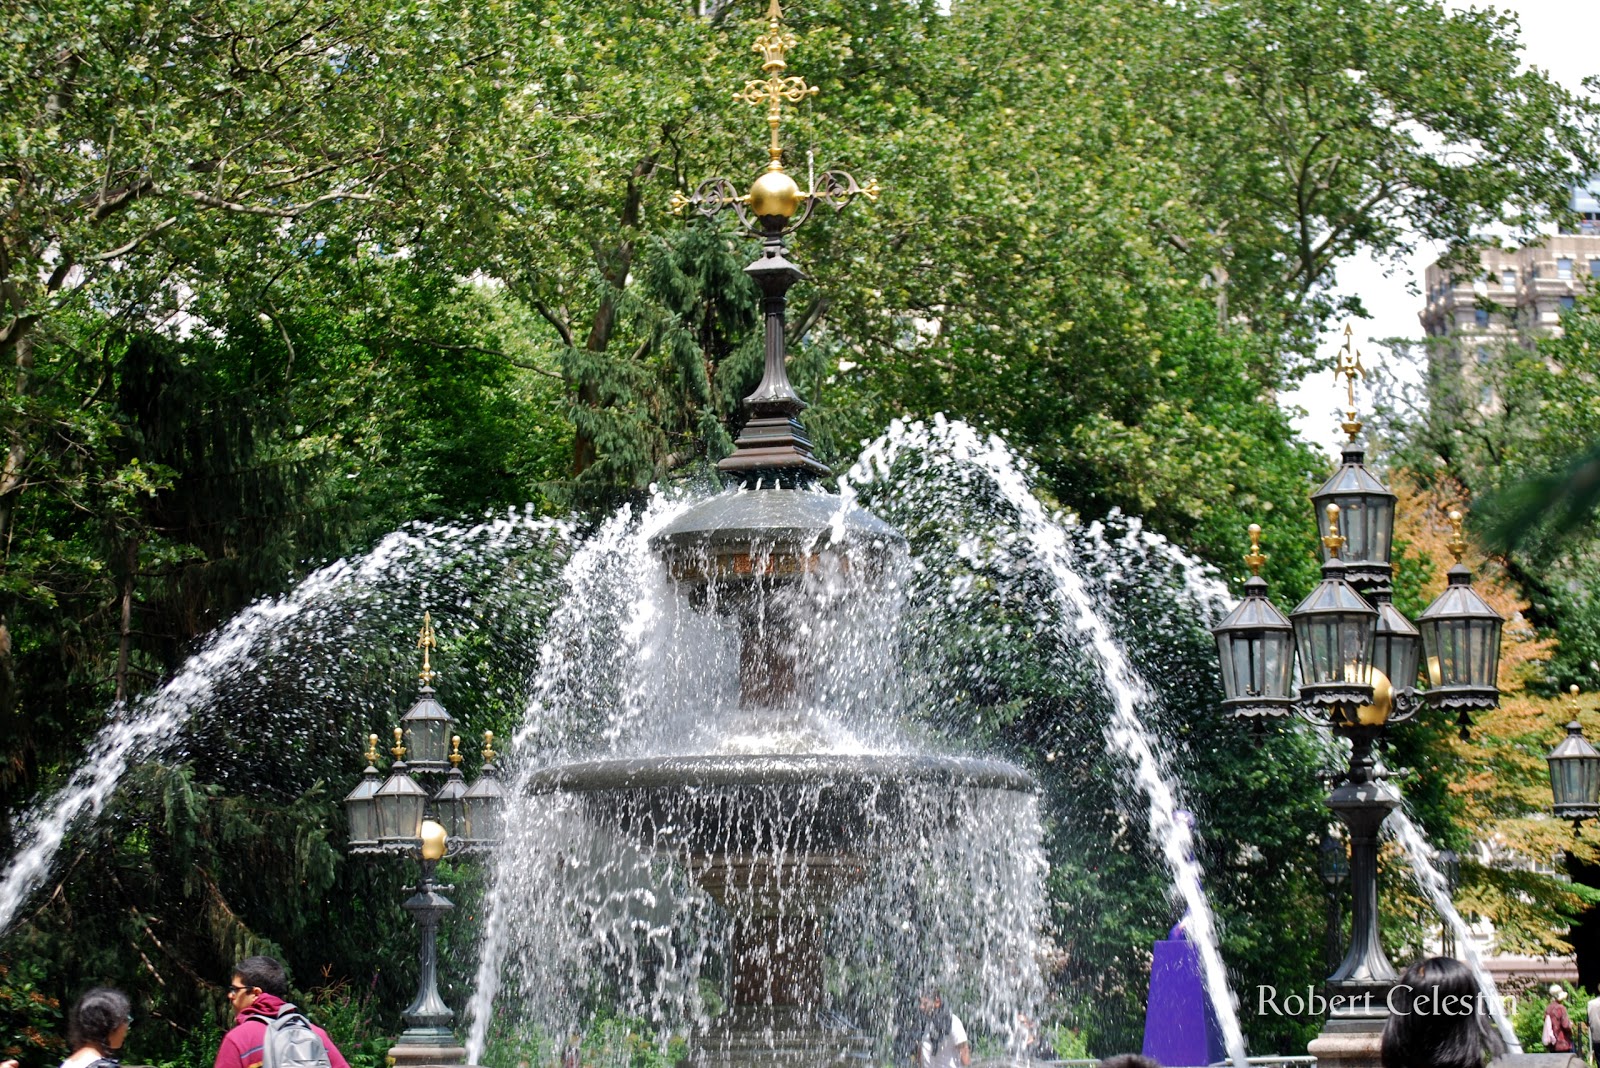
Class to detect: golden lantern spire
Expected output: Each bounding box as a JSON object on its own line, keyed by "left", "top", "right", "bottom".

{"left": 363, "top": 733, "right": 381, "bottom": 766}
{"left": 390, "top": 726, "right": 407, "bottom": 761}
{"left": 417, "top": 611, "right": 437, "bottom": 687}
{"left": 1244, "top": 523, "right": 1267, "bottom": 576}
{"left": 1335, "top": 323, "right": 1366, "bottom": 442}
{"left": 1445, "top": 509, "right": 1468, "bottom": 562}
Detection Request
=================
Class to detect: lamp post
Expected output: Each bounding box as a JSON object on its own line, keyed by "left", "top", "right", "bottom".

{"left": 342, "top": 614, "right": 506, "bottom": 1068}
{"left": 1211, "top": 329, "right": 1504, "bottom": 1068}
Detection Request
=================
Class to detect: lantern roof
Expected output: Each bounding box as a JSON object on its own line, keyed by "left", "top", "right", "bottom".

{"left": 1417, "top": 563, "right": 1503, "bottom": 625}
{"left": 1311, "top": 450, "right": 1395, "bottom": 504}
{"left": 1215, "top": 575, "right": 1293, "bottom": 634}
{"left": 1291, "top": 558, "right": 1377, "bottom": 617}
{"left": 1549, "top": 720, "right": 1599, "bottom": 763}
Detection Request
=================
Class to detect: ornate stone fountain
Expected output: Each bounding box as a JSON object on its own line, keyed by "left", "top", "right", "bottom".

{"left": 527, "top": 6, "right": 1033, "bottom": 1064}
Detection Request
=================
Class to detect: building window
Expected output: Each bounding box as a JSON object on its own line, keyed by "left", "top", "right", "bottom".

{"left": 1591, "top": 260, "right": 1600, "bottom": 279}
{"left": 1475, "top": 308, "right": 1490, "bottom": 327}
{"left": 1502, "top": 269, "right": 1517, "bottom": 289}
{"left": 1561, "top": 295, "right": 1577, "bottom": 311}
{"left": 1476, "top": 346, "right": 1491, "bottom": 365}
{"left": 1559, "top": 257, "right": 1574, "bottom": 279}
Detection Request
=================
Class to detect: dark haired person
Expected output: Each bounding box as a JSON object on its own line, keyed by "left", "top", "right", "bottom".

{"left": 1381, "top": 957, "right": 1504, "bottom": 1068}
{"left": 213, "top": 956, "right": 350, "bottom": 1068}
{"left": 61, "top": 988, "right": 131, "bottom": 1068}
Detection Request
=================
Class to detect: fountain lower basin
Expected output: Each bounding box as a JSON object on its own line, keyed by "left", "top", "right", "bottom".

{"left": 528, "top": 753, "right": 1033, "bottom": 1068}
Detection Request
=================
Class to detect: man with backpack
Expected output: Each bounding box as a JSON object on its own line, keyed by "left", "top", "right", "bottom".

{"left": 214, "top": 956, "right": 350, "bottom": 1068}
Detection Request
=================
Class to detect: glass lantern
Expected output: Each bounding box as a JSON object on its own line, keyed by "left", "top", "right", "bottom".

{"left": 1318, "top": 832, "right": 1349, "bottom": 888}
{"left": 1311, "top": 445, "right": 1397, "bottom": 592}
{"left": 1212, "top": 572, "right": 1295, "bottom": 719}
{"left": 400, "top": 688, "right": 454, "bottom": 773}
{"left": 1548, "top": 721, "right": 1600, "bottom": 826}
{"left": 1418, "top": 561, "right": 1504, "bottom": 715}
{"left": 463, "top": 733, "right": 506, "bottom": 844}
{"left": 374, "top": 730, "right": 428, "bottom": 846}
{"left": 1354, "top": 593, "right": 1421, "bottom": 726}
{"left": 343, "top": 737, "right": 383, "bottom": 853}
{"left": 433, "top": 736, "right": 469, "bottom": 839}
{"left": 1289, "top": 551, "right": 1377, "bottom": 717}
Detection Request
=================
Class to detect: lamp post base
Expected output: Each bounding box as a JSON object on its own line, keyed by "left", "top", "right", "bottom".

{"left": 389, "top": 1029, "right": 468, "bottom": 1068}
{"left": 1307, "top": 1013, "right": 1386, "bottom": 1068}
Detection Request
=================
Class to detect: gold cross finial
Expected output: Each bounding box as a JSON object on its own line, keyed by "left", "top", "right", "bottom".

{"left": 1335, "top": 324, "right": 1366, "bottom": 441}
{"left": 735, "top": 0, "right": 817, "bottom": 172}
{"left": 1323, "top": 503, "right": 1346, "bottom": 556}
{"left": 417, "top": 611, "right": 437, "bottom": 686}
{"left": 1244, "top": 523, "right": 1267, "bottom": 576}
{"left": 1446, "top": 509, "right": 1467, "bottom": 562}
{"left": 670, "top": 3, "right": 878, "bottom": 228}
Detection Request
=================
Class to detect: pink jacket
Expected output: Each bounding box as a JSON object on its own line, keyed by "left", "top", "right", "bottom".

{"left": 212, "top": 992, "right": 351, "bottom": 1068}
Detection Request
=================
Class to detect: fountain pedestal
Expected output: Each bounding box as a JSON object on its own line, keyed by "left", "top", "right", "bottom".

{"left": 688, "top": 853, "right": 871, "bottom": 1068}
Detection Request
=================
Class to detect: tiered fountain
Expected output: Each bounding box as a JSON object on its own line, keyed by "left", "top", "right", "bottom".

{"left": 522, "top": 6, "right": 1033, "bottom": 1064}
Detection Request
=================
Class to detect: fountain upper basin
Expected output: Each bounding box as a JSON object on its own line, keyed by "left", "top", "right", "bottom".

{"left": 528, "top": 753, "right": 1034, "bottom": 859}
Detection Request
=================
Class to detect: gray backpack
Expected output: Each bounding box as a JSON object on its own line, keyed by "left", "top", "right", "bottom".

{"left": 262, "top": 1004, "right": 333, "bottom": 1068}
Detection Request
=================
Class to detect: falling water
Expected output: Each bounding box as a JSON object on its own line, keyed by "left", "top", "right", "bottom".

{"left": 842, "top": 416, "right": 1251, "bottom": 1068}
{"left": 1388, "top": 807, "right": 1522, "bottom": 1052}
{"left": 0, "top": 508, "right": 566, "bottom": 938}
{"left": 465, "top": 499, "right": 688, "bottom": 1061}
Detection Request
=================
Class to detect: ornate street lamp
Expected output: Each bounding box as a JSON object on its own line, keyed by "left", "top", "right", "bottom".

{"left": 344, "top": 615, "right": 504, "bottom": 1068}
{"left": 1210, "top": 328, "right": 1503, "bottom": 1059}
{"left": 1548, "top": 690, "right": 1600, "bottom": 830}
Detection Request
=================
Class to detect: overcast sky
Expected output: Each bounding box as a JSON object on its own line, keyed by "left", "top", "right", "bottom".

{"left": 1285, "top": 0, "right": 1598, "bottom": 457}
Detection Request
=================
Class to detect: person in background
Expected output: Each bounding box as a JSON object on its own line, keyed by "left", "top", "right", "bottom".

{"left": 915, "top": 991, "right": 970, "bottom": 1068}
{"left": 213, "top": 955, "right": 349, "bottom": 1068}
{"left": 1548, "top": 985, "right": 1576, "bottom": 1054}
{"left": 1381, "top": 957, "right": 1505, "bottom": 1068}
{"left": 60, "top": 988, "right": 131, "bottom": 1068}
